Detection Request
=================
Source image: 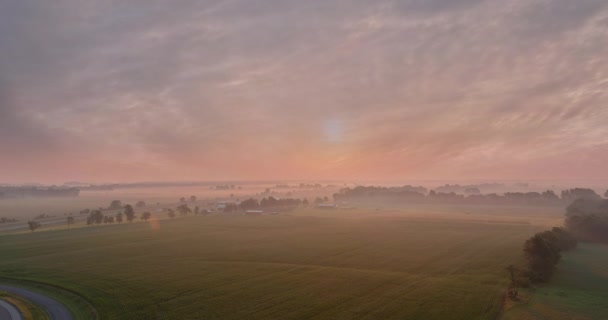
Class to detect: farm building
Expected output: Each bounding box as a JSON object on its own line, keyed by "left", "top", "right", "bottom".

{"left": 316, "top": 203, "right": 338, "bottom": 209}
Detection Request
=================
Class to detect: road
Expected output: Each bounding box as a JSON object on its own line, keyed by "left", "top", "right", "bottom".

{"left": 0, "top": 299, "right": 22, "bottom": 320}
{"left": 0, "top": 285, "right": 73, "bottom": 320}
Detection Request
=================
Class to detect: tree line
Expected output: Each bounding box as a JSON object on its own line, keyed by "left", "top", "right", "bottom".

{"left": 507, "top": 227, "right": 577, "bottom": 299}
{"left": 334, "top": 186, "right": 607, "bottom": 206}
{"left": 564, "top": 197, "right": 608, "bottom": 243}
{"left": 0, "top": 186, "right": 80, "bottom": 199}
{"left": 505, "top": 195, "right": 608, "bottom": 300}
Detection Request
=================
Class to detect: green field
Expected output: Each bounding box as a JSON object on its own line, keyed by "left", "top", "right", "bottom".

{"left": 0, "top": 208, "right": 546, "bottom": 320}
{"left": 502, "top": 243, "right": 608, "bottom": 320}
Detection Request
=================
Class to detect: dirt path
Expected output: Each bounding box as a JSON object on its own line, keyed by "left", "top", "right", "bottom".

{"left": 0, "top": 285, "right": 72, "bottom": 320}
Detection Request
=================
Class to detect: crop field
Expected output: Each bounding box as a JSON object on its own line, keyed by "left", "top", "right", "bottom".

{"left": 502, "top": 243, "right": 608, "bottom": 320}
{"left": 0, "top": 207, "right": 547, "bottom": 320}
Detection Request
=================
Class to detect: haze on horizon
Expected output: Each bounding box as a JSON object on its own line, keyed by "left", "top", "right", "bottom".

{"left": 1, "top": 0, "right": 608, "bottom": 184}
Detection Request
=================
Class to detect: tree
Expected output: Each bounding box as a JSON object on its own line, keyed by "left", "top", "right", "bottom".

{"left": 224, "top": 203, "right": 238, "bottom": 212}
{"left": 124, "top": 205, "right": 136, "bottom": 223}
{"left": 28, "top": 220, "right": 41, "bottom": 232}
{"left": 605, "top": 190, "right": 608, "bottom": 199}
{"left": 142, "top": 212, "right": 152, "bottom": 221}
{"left": 109, "top": 200, "right": 123, "bottom": 210}
{"left": 302, "top": 198, "right": 309, "bottom": 206}
{"left": 523, "top": 231, "right": 563, "bottom": 283}
{"left": 179, "top": 197, "right": 186, "bottom": 203}
{"left": 194, "top": 206, "right": 200, "bottom": 215}
{"left": 190, "top": 195, "right": 197, "bottom": 202}
{"left": 67, "top": 216, "right": 75, "bottom": 229}
{"left": 135, "top": 201, "right": 146, "bottom": 208}
{"left": 240, "top": 198, "right": 259, "bottom": 210}
{"left": 115, "top": 212, "right": 123, "bottom": 223}
{"left": 167, "top": 209, "right": 176, "bottom": 219}
{"left": 505, "top": 265, "right": 526, "bottom": 300}
{"left": 89, "top": 210, "right": 104, "bottom": 224}
{"left": 176, "top": 204, "right": 192, "bottom": 216}
{"left": 561, "top": 188, "right": 600, "bottom": 202}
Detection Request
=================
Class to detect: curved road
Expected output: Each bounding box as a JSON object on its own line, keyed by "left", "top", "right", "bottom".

{"left": 0, "top": 299, "right": 22, "bottom": 320}
{"left": 0, "top": 285, "right": 73, "bottom": 320}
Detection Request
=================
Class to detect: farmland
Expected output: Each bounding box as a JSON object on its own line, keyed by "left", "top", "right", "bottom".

{"left": 0, "top": 206, "right": 548, "bottom": 320}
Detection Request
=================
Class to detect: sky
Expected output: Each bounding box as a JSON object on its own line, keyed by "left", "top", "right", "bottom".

{"left": 1, "top": 0, "right": 608, "bottom": 184}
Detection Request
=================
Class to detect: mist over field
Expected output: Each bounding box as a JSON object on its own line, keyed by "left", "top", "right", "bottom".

{"left": 1, "top": 1, "right": 608, "bottom": 320}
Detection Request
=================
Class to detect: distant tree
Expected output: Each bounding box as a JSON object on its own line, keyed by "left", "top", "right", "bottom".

{"left": 167, "top": 209, "right": 176, "bottom": 219}
{"left": 67, "top": 216, "right": 75, "bottom": 229}
{"left": 541, "top": 190, "right": 559, "bottom": 201}
{"left": 115, "top": 212, "right": 123, "bottom": 223}
{"left": 28, "top": 220, "right": 41, "bottom": 232}
{"left": 124, "top": 205, "right": 136, "bottom": 223}
{"left": 605, "top": 190, "right": 608, "bottom": 199}
{"left": 464, "top": 187, "right": 481, "bottom": 195}
{"left": 190, "top": 195, "right": 197, "bottom": 202}
{"left": 224, "top": 203, "right": 238, "bottom": 212}
{"left": 0, "top": 217, "right": 18, "bottom": 224}
{"left": 240, "top": 198, "right": 260, "bottom": 210}
{"left": 142, "top": 212, "right": 152, "bottom": 221}
{"left": 323, "top": 196, "right": 329, "bottom": 202}
{"left": 194, "top": 206, "right": 200, "bottom": 215}
{"left": 561, "top": 188, "right": 600, "bottom": 201}
{"left": 109, "top": 200, "right": 123, "bottom": 210}
{"left": 135, "top": 201, "right": 146, "bottom": 208}
{"left": 179, "top": 197, "right": 186, "bottom": 203}
{"left": 314, "top": 197, "right": 324, "bottom": 204}
{"left": 90, "top": 210, "right": 104, "bottom": 224}
{"left": 176, "top": 204, "right": 192, "bottom": 216}
{"left": 103, "top": 216, "right": 115, "bottom": 224}
{"left": 302, "top": 198, "right": 309, "bottom": 206}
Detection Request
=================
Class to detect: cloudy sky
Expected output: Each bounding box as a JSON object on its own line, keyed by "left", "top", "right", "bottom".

{"left": 1, "top": 0, "right": 608, "bottom": 183}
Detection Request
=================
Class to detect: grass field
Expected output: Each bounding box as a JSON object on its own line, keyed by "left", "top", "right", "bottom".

{"left": 0, "top": 207, "right": 546, "bottom": 320}
{"left": 502, "top": 243, "right": 608, "bottom": 320}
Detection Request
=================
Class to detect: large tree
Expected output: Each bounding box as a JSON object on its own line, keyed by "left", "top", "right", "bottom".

{"left": 176, "top": 204, "right": 192, "bottom": 216}
{"left": 124, "top": 205, "right": 136, "bottom": 223}
{"left": 142, "top": 212, "right": 152, "bottom": 221}
{"left": 109, "top": 200, "right": 123, "bottom": 210}
{"left": 90, "top": 210, "right": 104, "bottom": 224}
{"left": 115, "top": 211, "right": 123, "bottom": 223}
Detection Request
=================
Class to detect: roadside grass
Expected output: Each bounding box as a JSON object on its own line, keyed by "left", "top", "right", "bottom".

{"left": 0, "top": 211, "right": 543, "bottom": 319}
{"left": 0, "top": 290, "right": 50, "bottom": 320}
{"left": 502, "top": 243, "right": 608, "bottom": 320}
{"left": 0, "top": 278, "right": 97, "bottom": 319}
